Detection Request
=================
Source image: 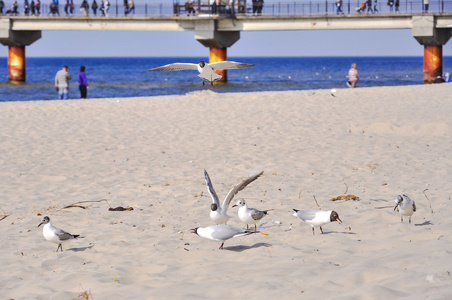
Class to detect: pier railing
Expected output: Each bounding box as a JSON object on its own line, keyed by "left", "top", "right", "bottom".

{"left": 3, "top": 0, "right": 452, "bottom": 17}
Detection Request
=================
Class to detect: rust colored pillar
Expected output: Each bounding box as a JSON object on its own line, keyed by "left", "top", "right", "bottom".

{"left": 8, "top": 46, "right": 26, "bottom": 84}
{"left": 423, "top": 45, "right": 442, "bottom": 84}
{"left": 209, "top": 47, "right": 227, "bottom": 83}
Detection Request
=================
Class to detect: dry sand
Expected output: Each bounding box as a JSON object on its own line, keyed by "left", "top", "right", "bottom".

{"left": 0, "top": 84, "right": 451, "bottom": 299}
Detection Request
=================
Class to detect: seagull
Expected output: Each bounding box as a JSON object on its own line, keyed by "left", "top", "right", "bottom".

{"left": 147, "top": 60, "right": 256, "bottom": 86}
{"left": 394, "top": 194, "right": 416, "bottom": 224}
{"left": 191, "top": 224, "right": 257, "bottom": 250}
{"left": 232, "top": 199, "right": 271, "bottom": 232}
{"left": 292, "top": 209, "right": 342, "bottom": 235}
{"left": 205, "top": 169, "right": 264, "bottom": 225}
{"left": 38, "top": 216, "right": 81, "bottom": 252}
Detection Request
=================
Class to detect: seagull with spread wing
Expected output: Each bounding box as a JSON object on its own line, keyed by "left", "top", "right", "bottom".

{"left": 147, "top": 60, "right": 256, "bottom": 85}
{"left": 204, "top": 169, "right": 264, "bottom": 225}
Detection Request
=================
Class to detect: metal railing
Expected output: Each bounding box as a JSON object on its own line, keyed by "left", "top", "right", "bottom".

{"left": 1, "top": 0, "right": 452, "bottom": 17}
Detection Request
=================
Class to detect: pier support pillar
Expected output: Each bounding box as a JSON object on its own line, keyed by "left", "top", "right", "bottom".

{"left": 194, "top": 20, "right": 240, "bottom": 83}
{"left": 209, "top": 47, "right": 227, "bottom": 83}
{"left": 412, "top": 16, "right": 452, "bottom": 83}
{"left": 8, "top": 46, "right": 26, "bottom": 84}
{"left": 0, "top": 20, "right": 41, "bottom": 83}
{"left": 423, "top": 45, "right": 442, "bottom": 83}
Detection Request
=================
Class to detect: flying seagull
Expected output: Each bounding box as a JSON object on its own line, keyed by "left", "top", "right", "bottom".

{"left": 205, "top": 169, "right": 264, "bottom": 225}
{"left": 147, "top": 60, "right": 256, "bottom": 85}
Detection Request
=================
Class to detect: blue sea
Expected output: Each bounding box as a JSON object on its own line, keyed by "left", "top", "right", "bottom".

{"left": 0, "top": 56, "right": 451, "bottom": 101}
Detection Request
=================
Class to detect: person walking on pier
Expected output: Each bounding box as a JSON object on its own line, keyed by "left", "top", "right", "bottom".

{"left": 373, "top": 0, "right": 378, "bottom": 13}
{"left": 423, "top": 0, "right": 429, "bottom": 12}
{"left": 336, "top": 0, "right": 343, "bottom": 14}
{"left": 123, "top": 0, "right": 128, "bottom": 15}
{"left": 30, "top": 0, "right": 35, "bottom": 14}
{"left": 78, "top": 66, "right": 89, "bottom": 99}
{"left": 12, "top": 0, "right": 18, "bottom": 15}
{"left": 387, "top": 0, "right": 393, "bottom": 12}
{"left": 55, "top": 65, "right": 72, "bottom": 100}
{"left": 35, "top": 0, "right": 40, "bottom": 14}
{"left": 0, "top": 0, "right": 5, "bottom": 15}
{"left": 91, "top": 0, "right": 97, "bottom": 15}
{"left": 128, "top": 0, "right": 134, "bottom": 14}
{"left": 346, "top": 63, "right": 359, "bottom": 88}
{"left": 366, "top": 0, "right": 373, "bottom": 13}
{"left": 104, "top": 0, "right": 110, "bottom": 16}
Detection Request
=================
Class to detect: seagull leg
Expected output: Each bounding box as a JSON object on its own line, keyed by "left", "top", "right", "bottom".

{"left": 219, "top": 243, "right": 224, "bottom": 250}
{"left": 312, "top": 227, "right": 315, "bottom": 235}
{"left": 246, "top": 224, "right": 249, "bottom": 229}
{"left": 210, "top": 81, "right": 213, "bottom": 86}
{"left": 202, "top": 81, "right": 205, "bottom": 86}
{"left": 401, "top": 216, "right": 403, "bottom": 223}
{"left": 254, "top": 224, "right": 257, "bottom": 232}
{"left": 409, "top": 216, "right": 411, "bottom": 225}
{"left": 320, "top": 226, "right": 324, "bottom": 234}
{"left": 56, "top": 243, "right": 63, "bottom": 252}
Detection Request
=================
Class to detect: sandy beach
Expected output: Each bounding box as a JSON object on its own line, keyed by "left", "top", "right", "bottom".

{"left": 1, "top": 83, "right": 451, "bottom": 299}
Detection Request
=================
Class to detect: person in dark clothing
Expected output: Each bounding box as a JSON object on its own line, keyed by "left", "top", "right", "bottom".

{"left": 394, "top": 0, "right": 400, "bottom": 12}
{"left": 35, "top": 0, "right": 40, "bottom": 14}
{"left": 91, "top": 0, "right": 97, "bottom": 15}
{"left": 0, "top": 0, "right": 5, "bottom": 15}
{"left": 30, "top": 0, "right": 35, "bottom": 14}
{"left": 78, "top": 66, "right": 89, "bottom": 99}
{"left": 366, "top": 0, "right": 373, "bottom": 13}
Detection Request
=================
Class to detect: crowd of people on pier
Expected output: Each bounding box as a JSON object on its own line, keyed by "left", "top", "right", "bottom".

{"left": 0, "top": 0, "right": 117, "bottom": 16}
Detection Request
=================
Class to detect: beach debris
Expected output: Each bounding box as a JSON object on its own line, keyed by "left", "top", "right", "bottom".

{"left": 72, "top": 290, "right": 93, "bottom": 300}
{"left": 60, "top": 199, "right": 110, "bottom": 211}
{"left": 330, "top": 195, "right": 360, "bottom": 201}
{"left": 330, "top": 88, "right": 336, "bottom": 97}
{"left": 113, "top": 277, "right": 120, "bottom": 283}
{"left": 0, "top": 207, "right": 10, "bottom": 222}
{"left": 108, "top": 206, "right": 134, "bottom": 211}
{"left": 423, "top": 189, "right": 434, "bottom": 213}
{"left": 313, "top": 195, "right": 321, "bottom": 208}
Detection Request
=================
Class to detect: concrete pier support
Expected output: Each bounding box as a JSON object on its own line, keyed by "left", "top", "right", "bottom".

{"left": 423, "top": 45, "right": 442, "bottom": 83}
{"left": 194, "top": 20, "right": 239, "bottom": 83}
{"left": 412, "top": 16, "right": 452, "bottom": 83}
{"left": 8, "top": 46, "right": 26, "bottom": 84}
{"left": 209, "top": 47, "right": 227, "bottom": 83}
{"left": 0, "top": 20, "right": 41, "bottom": 83}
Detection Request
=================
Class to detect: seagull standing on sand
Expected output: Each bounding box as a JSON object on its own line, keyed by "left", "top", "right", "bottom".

{"left": 292, "top": 209, "right": 342, "bottom": 235}
{"left": 232, "top": 199, "right": 271, "bottom": 232}
{"left": 147, "top": 60, "right": 256, "bottom": 86}
{"left": 205, "top": 169, "right": 264, "bottom": 225}
{"left": 394, "top": 194, "right": 416, "bottom": 224}
{"left": 191, "top": 224, "right": 257, "bottom": 250}
{"left": 38, "top": 216, "right": 81, "bottom": 252}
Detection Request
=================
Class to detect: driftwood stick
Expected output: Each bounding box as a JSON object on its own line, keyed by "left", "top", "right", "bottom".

{"left": 0, "top": 207, "right": 10, "bottom": 222}
{"left": 343, "top": 181, "right": 349, "bottom": 194}
{"left": 423, "top": 189, "right": 434, "bottom": 213}
{"left": 313, "top": 195, "right": 321, "bottom": 209}
{"left": 60, "top": 199, "right": 111, "bottom": 211}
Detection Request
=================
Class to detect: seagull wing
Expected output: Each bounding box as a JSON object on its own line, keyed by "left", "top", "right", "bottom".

{"left": 209, "top": 61, "right": 256, "bottom": 71}
{"left": 54, "top": 227, "right": 75, "bottom": 241}
{"left": 147, "top": 63, "right": 198, "bottom": 71}
{"left": 221, "top": 170, "right": 264, "bottom": 213}
{"left": 251, "top": 209, "right": 266, "bottom": 221}
{"left": 209, "top": 225, "right": 252, "bottom": 241}
{"left": 205, "top": 170, "right": 220, "bottom": 207}
{"left": 294, "top": 210, "right": 320, "bottom": 221}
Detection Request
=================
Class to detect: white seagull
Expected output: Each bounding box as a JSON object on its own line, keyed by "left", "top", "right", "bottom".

{"left": 292, "top": 209, "right": 342, "bottom": 235}
{"left": 232, "top": 199, "right": 271, "bottom": 232}
{"left": 394, "top": 194, "right": 416, "bottom": 224}
{"left": 38, "top": 216, "right": 81, "bottom": 252}
{"left": 147, "top": 60, "right": 256, "bottom": 86}
{"left": 205, "top": 169, "right": 264, "bottom": 225}
{"left": 191, "top": 224, "right": 256, "bottom": 250}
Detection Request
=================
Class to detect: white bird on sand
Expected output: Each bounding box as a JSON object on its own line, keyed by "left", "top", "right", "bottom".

{"left": 205, "top": 169, "right": 264, "bottom": 225}
{"left": 147, "top": 60, "right": 256, "bottom": 86}
{"left": 232, "top": 199, "right": 271, "bottom": 232}
{"left": 191, "top": 224, "right": 257, "bottom": 250}
{"left": 292, "top": 209, "right": 342, "bottom": 235}
{"left": 394, "top": 194, "right": 416, "bottom": 224}
{"left": 38, "top": 216, "right": 81, "bottom": 252}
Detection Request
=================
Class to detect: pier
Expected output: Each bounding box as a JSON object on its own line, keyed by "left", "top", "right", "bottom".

{"left": 1, "top": 1, "right": 452, "bottom": 83}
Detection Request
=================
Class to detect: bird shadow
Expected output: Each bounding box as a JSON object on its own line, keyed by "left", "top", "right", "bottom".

{"left": 66, "top": 245, "right": 94, "bottom": 252}
{"left": 321, "top": 231, "right": 356, "bottom": 235}
{"left": 415, "top": 220, "right": 433, "bottom": 226}
{"left": 224, "top": 242, "right": 272, "bottom": 252}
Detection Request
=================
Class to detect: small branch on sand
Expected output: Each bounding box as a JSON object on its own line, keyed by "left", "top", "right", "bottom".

{"left": 0, "top": 207, "right": 10, "bottom": 222}
{"left": 59, "top": 199, "right": 111, "bottom": 211}
{"left": 343, "top": 181, "right": 349, "bottom": 194}
{"left": 313, "top": 195, "right": 321, "bottom": 209}
{"left": 374, "top": 206, "right": 394, "bottom": 209}
{"left": 298, "top": 188, "right": 302, "bottom": 200}
{"left": 176, "top": 231, "right": 185, "bottom": 249}
{"left": 423, "top": 189, "right": 434, "bottom": 213}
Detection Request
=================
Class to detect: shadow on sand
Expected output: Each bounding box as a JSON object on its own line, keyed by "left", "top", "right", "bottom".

{"left": 224, "top": 242, "right": 272, "bottom": 252}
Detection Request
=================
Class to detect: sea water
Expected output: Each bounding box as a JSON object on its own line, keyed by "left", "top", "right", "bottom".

{"left": 0, "top": 56, "right": 451, "bottom": 101}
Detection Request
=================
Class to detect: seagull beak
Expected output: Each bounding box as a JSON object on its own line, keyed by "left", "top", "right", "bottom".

{"left": 336, "top": 218, "right": 342, "bottom": 224}
{"left": 232, "top": 205, "right": 237, "bottom": 208}
{"left": 38, "top": 222, "right": 44, "bottom": 227}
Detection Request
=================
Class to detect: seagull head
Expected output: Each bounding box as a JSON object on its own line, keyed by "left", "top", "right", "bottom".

{"left": 330, "top": 211, "right": 342, "bottom": 224}
{"left": 211, "top": 203, "right": 218, "bottom": 212}
{"left": 190, "top": 228, "right": 199, "bottom": 235}
{"left": 394, "top": 195, "right": 403, "bottom": 211}
{"left": 38, "top": 216, "right": 50, "bottom": 227}
{"left": 199, "top": 61, "right": 206, "bottom": 68}
{"left": 232, "top": 199, "right": 246, "bottom": 208}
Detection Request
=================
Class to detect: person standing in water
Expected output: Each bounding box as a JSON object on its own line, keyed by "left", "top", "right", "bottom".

{"left": 78, "top": 66, "right": 89, "bottom": 99}
{"left": 347, "top": 63, "right": 359, "bottom": 88}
